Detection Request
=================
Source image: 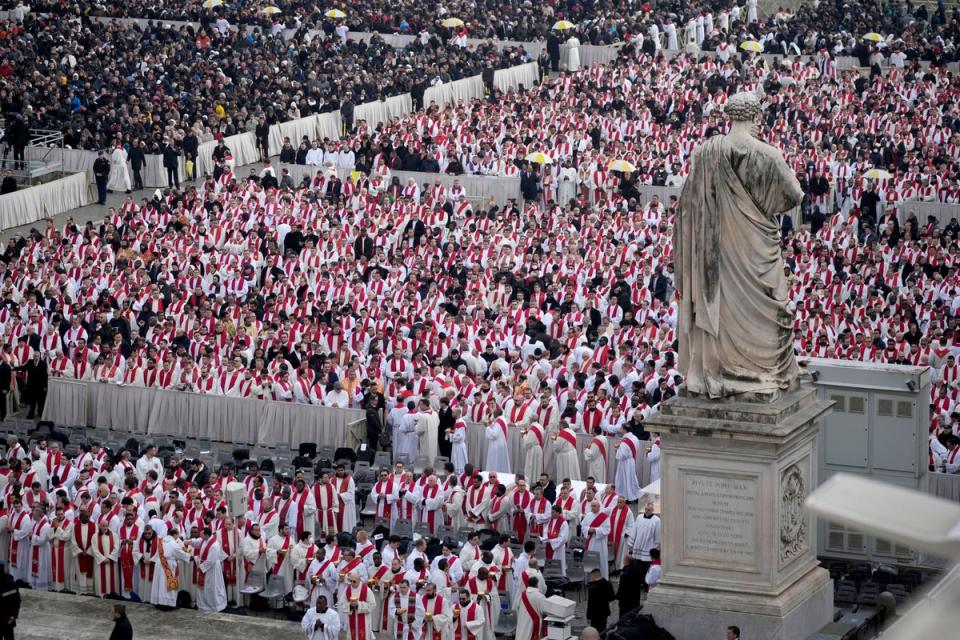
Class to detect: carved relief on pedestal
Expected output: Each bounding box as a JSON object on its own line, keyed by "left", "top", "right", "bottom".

{"left": 780, "top": 463, "right": 808, "bottom": 563}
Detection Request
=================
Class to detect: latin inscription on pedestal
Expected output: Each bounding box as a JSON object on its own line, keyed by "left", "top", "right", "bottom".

{"left": 681, "top": 471, "right": 759, "bottom": 571}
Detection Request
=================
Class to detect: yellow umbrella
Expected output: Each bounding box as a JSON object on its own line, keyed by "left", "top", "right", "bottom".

{"left": 553, "top": 20, "right": 576, "bottom": 30}
{"left": 739, "top": 40, "right": 763, "bottom": 52}
{"left": 262, "top": 6, "right": 282, "bottom": 14}
{"left": 525, "top": 152, "right": 553, "bottom": 165}
{"left": 325, "top": 9, "right": 346, "bottom": 18}
{"left": 608, "top": 159, "right": 636, "bottom": 173}
{"left": 202, "top": 0, "right": 224, "bottom": 8}
{"left": 864, "top": 168, "right": 892, "bottom": 180}
{"left": 862, "top": 32, "right": 884, "bottom": 42}
{"left": 441, "top": 17, "right": 464, "bottom": 28}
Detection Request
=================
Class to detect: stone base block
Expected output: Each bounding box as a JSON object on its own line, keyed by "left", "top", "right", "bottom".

{"left": 642, "top": 566, "right": 833, "bottom": 640}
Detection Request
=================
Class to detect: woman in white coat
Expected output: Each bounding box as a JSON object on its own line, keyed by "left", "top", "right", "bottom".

{"left": 107, "top": 144, "right": 133, "bottom": 193}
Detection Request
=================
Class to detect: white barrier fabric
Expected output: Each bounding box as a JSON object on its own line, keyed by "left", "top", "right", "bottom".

{"left": 423, "top": 75, "right": 486, "bottom": 109}
{"left": 195, "top": 132, "right": 259, "bottom": 178}
{"left": 267, "top": 114, "right": 341, "bottom": 157}
{"left": 353, "top": 95, "right": 414, "bottom": 132}
{"left": 898, "top": 201, "right": 960, "bottom": 227}
{"left": 0, "top": 172, "right": 92, "bottom": 230}
{"left": 25, "top": 147, "right": 97, "bottom": 182}
{"left": 43, "top": 378, "right": 365, "bottom": 449}
{"left": 493, "top": 62, "right": 540, "bottom": 92}
{"left": 278, "top": 163, "right": 522, "bottom": 206}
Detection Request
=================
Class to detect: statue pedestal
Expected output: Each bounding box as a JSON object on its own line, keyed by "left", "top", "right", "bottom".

{"left": 641, "top": 383, "right": 834, "bottom": 640}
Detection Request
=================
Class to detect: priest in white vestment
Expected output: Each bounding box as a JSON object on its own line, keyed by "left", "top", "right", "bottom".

{"left": 194, "top": 528, "right": 228, "bottom": 612}
{"left": 449, "top": 411, "right": 469, "bottom": 474}
{"left": 522, "top": 423, "right": 545, "bottom": 482}
{"left": 584, "top": 431, "right": 608, "bottom": 481}
{"left": 616, "top": 427, "right": 642, "bottom": 501}
{"left": 150, "top": 524, "right": 192, "bottom": 607}
{"left": 107, "top": 144, "right": 133, "bottom": 193}
{"left": 552, "top": 426, "right": 581, "bottom": 481}
{"left": 581, "top": 501, "right": 611, "bottom": 579}
{"left": 484, "top": 410, "right": 511, "bottom": 473}
{"left": 302, "top": 595, "right": 341, "bottom": 640}
{"left": 515, "top": 578, "right": 548, "bottom": 640}
{"left": 416, "top": 400, "right": 440, "bottom": 463}
{"left": 28, "top": 506, "right": 52, "bottom": 591}
{"left": 339, "top": 571, "right": 377, "bottom": 640}
{"left": 415, "top": 582, "right": 451, "bottom": 639}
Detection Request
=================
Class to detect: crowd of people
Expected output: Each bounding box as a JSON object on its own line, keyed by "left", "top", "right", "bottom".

{"left": 10, "top": 0, "right": 960, "bottom": 60}
{"left": 0, "top": 434, "right": 662, "bottom": 637}
{"left": 0, "top": 11, "right": 528, "bottom": 151}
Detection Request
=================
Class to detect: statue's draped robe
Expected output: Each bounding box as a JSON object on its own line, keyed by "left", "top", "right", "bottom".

{"left": 675, "top": 133, "right": 803, "bottom": 398}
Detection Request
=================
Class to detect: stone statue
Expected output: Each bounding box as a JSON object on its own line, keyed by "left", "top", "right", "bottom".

{"left": 675, "top": 91, "right": 803, "bottom": 399}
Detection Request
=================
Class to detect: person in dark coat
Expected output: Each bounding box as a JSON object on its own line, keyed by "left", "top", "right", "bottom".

{"left": 0, "top": 359, "right": 10, "bottom": 422}
{"left": 255, "top": 116, "right": 271, "bottom": 161}
{"left": 109, "top": 604, "right": 133, "bottom": 640}
{"left": 546, "top": 32, "right": 561, "bottom": 72}
{"left": 586, "top": 568, "right": 616, "bottom": 632}
{"left": 162, "top": 139, "right": 181, "bottom": 189}
{"left": 93, "top": 151, "right": 110, "bottom": 204}
{"left": 520, "top": 165, "right": 540, "bottom": 202}
{"left": 182, "top": 131, "right": 199, "bottom": 180}
{"left": 437, "top": 397, "right": 454, "bottom": 458}
{"left": 353, "top": 230, "right": 375, "bottom": 260}
{"left": 0, "top": 565, "right": 20, "bottom": 640}
{"left": 128, "top": 140, "right": 146, "bottom": 190}
{"left": 616, "top": 556, "right": 645, "bottom": 614}
{"left": 365, "top": 393, "right": 385, "bottom": 450}
{"left": 15, "top": 351, "right": 47, "bottom": 419}
{"left": 0, "top": 170, "right": 16, "bottom": 195}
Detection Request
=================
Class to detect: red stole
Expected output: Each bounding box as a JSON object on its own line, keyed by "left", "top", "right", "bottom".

{"left": 512, "top": 490, "right": 532, "bottom": 541}
{"left": 334, "top": 476, "right": 352, "bottom": 531}
{"left": 8, "top": 511, "right": 29, "bottom": 567}
{"left": 314, "top": 483, "right": 337, "bottom": 532}
{"left": 345, "top": 583, "right": 371, "bottom": 640}
{"left": 72, "top": 520, "right": 95, "bottom": 577}
{"left": 30, "top": 517, "right": 48, "bottom": 577}
{"left": 421, "top": 483, "right": 441, "bottom": 533}
{"left": 453, "top": 602, "right": 479, "bottom": 640}
{"left": 609, "top": 505, "right": 631, "bottom": 560}
{"left": 297, "top": 544, "right": 316, "bottom": 581}
{"left": 520, "top": 590, "right": 546, "bottom": 640}
{"left": 309, "top": 559, "right": 333, "bottom": 601}
{"left": 527, "top": 498, "right": 549, "bottom": 536}
{"left": 139, "top": 536, "right": 158, "bottom": 581}
{"left": 97, "top": 532, "right": 118, "bottom": 595}
{"left": 591, "top": 437, "right": 607, "bottom": 464}
{"left": 622, "top": 435, "right": 638, "bottom": 458}
{"left": 193, "top": 537, "right": 216, "bottom": 588}
{"left": 118, "top": 523, "right": 140, "bottom": 591}
{"left": 422, "top": 594, "right": 445, "bottom": 640}
{"left": 219, "top": 528, "right": 238, "bottom": 585}
{"left": 293, "top": 488, "right": 312, "bottom": 536}
{"left": 375, "top": 476, "right": 396, "bottom": 520}
{"left": 544, "top": 517, "right": 564, "bottom": 560}
{"left": 393, "top": 591, "right": 417, "bottom": 640}
{"left": 273, "top": 536, "right": 292, "bottom": 576}
{"left": 51, "top": 518, "right": 71, "bottom": 584}
{"left": 496, "top": 546, "right": 513, "bottom": 591}
{"left": 584, "top": 512, "right": 609, "bottom": 550}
